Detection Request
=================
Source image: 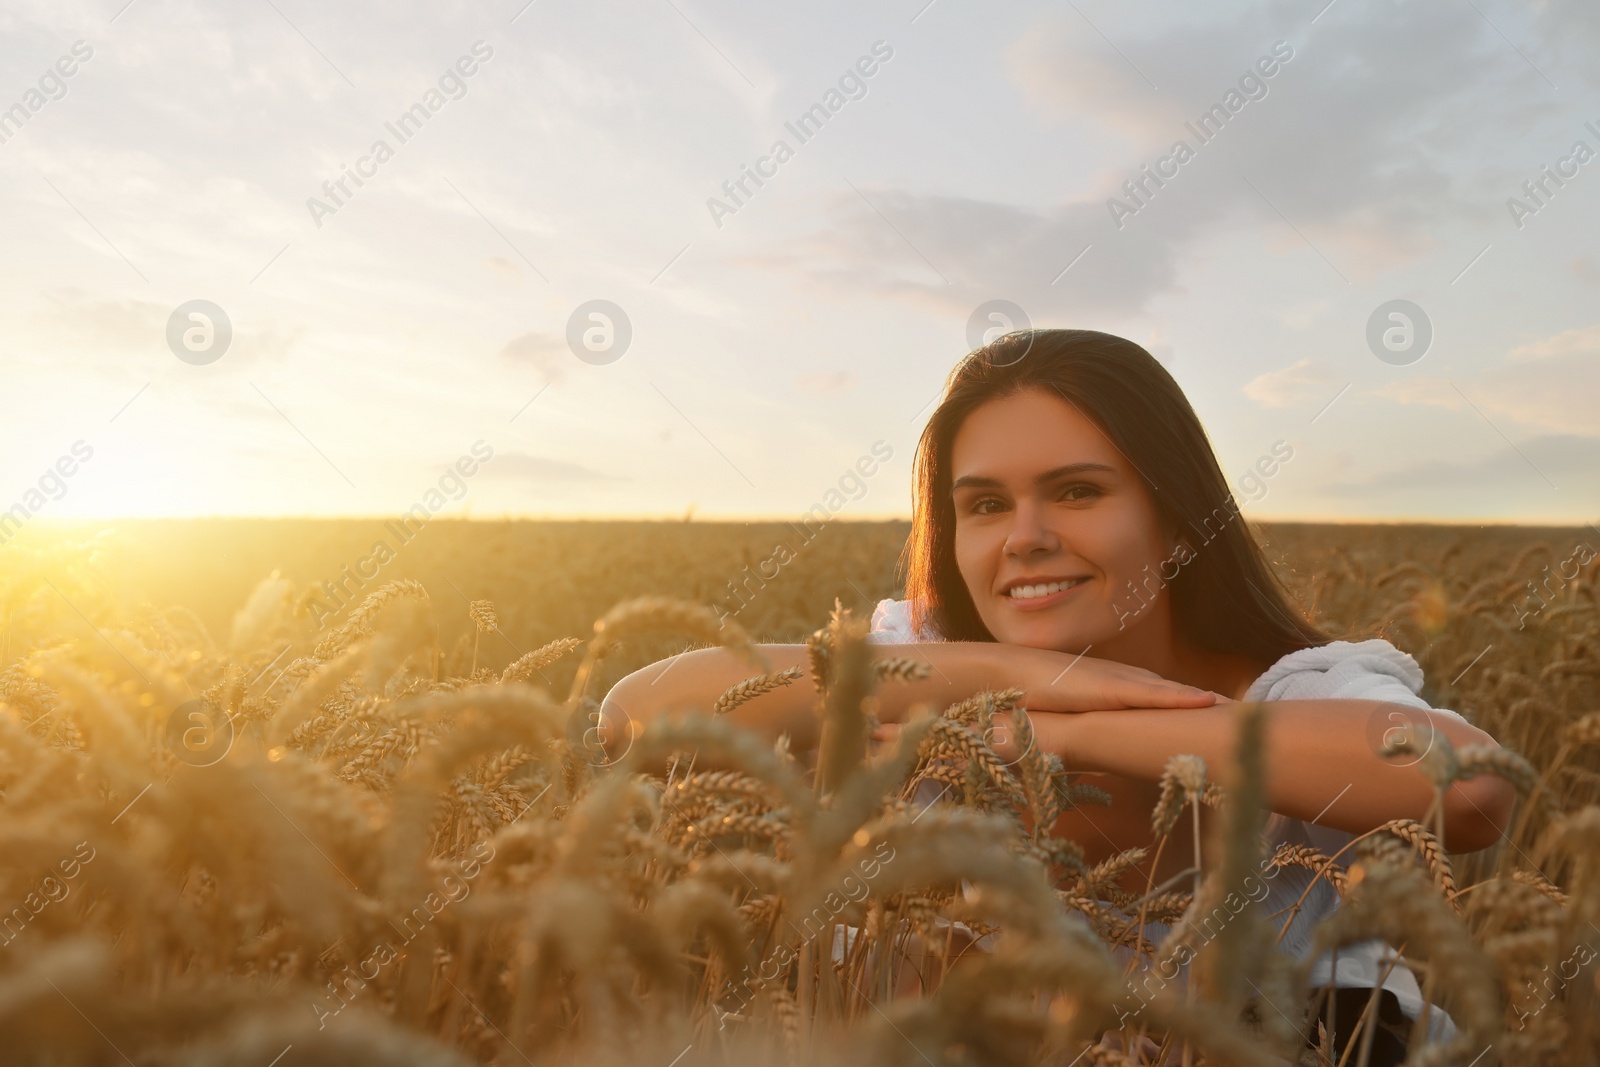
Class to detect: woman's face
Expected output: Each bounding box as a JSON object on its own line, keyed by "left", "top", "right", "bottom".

{"left": 949, "top": 386, "right": 1179, "bottom": 656}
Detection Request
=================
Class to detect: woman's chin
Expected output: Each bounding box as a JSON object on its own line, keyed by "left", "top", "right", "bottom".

{"left": 985, "top": 598, "right": 1109, "bottom": 650}
{"left": 994, "top": 618, "right": 1099, "bottom": 654}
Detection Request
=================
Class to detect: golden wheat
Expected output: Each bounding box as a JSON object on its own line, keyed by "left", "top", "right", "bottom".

{"left": 0, "top": 520, "right": 1593, "bottom": 1065}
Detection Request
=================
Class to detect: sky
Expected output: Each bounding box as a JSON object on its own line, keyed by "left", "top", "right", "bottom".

{"left": 2, "top": 0, "right": 1598, "bottom": 525}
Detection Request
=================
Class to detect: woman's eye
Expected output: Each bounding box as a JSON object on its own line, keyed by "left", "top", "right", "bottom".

{"left": 968, "top": 497, "right": 1005, "bottom": 515}
{"left": 1060, "top": 484, "right": 1101, "bottom": 502}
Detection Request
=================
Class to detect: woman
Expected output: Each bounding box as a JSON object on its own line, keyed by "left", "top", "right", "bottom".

{"left": 603, "top": 329, "right": 1514, "bottom": 1057}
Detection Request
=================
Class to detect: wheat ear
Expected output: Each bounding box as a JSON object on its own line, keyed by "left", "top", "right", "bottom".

{"left": 500, "top": 637, "right": 583, "bottom": 684}
{"left": 713, "top": 667, "right": 804, "bottom": 716}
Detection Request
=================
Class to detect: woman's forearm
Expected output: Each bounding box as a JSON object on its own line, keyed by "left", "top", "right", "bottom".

{"left": 601, "top": 641, "right": 1017, "bottom": 753}
{"left": 1044, "top": 701, "right": 1515, "bottom": 851}
{"left": 605, "top": 640, "right": 1218, "bottom": 764}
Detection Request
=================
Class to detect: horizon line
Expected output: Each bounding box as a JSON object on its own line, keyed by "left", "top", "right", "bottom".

{"left": 17, "top": 512, "right": 1600, "bottom": 530}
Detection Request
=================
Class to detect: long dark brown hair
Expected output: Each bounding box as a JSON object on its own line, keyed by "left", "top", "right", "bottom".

{"left": 899, "top": 328, "right": 1326, "bottom": 664}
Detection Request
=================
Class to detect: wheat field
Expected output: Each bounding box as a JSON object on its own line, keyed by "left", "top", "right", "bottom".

{"left": 0, "top": 518, "right": 1596, "bottom": 1066}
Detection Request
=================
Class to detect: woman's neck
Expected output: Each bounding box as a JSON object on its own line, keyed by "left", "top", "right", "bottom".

{"left": 1167, "top": 639, "right": 1265, "bottom": 700}
{"left": 1088, "top": 613, "right": 1266, "bottom": 699}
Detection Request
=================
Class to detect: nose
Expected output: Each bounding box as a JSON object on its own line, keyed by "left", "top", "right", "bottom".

{"left": 1003, "top": 499, "right": 1058, "bottom": 558}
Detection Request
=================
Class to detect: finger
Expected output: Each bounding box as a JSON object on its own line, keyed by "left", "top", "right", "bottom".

{"left": 1069, "top": 680, "right": 1214, "bottom": 711}
{"left": 1119, "top": 682, "right": 1216, "bottom": 708}
{"left": 1082, "top": 658, "right": 1214, "bottom": 697}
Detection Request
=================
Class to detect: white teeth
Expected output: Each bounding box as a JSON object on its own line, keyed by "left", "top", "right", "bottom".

{"left": 1007, "top": 579, "right": 1080, "bottom": 599}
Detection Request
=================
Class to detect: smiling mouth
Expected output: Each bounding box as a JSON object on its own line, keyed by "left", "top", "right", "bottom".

{"left": 1003, "top": 577, "right": 1089, "bottom": 601}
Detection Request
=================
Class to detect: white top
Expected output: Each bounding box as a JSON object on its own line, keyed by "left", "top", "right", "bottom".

{"left": 867, "top": 597, "right": 1464, "bottom": 1040}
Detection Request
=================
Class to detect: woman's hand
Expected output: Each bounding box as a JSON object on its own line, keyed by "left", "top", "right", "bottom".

{"left": 862, "top": 644, "right": 1214, "bottom": 733}
{"left": 1005, "top": 645, "right": 1217, "bottom": 714}
{"left": 868, "top": 644, "right": 1214, "bottom": 749}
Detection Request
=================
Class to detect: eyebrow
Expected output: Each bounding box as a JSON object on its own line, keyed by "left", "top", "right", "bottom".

{"left": 950, "top": 462, "right": 1117, "bottom": 492}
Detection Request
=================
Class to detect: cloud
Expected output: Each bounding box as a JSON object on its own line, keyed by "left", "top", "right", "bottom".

{"left": 1004, "top": 19, "right": 1169, "bottom": 140}
{"left": 479, "top": 452, "right": 621, "bottom": 484}
{"left": 1315, "top": 434, "right": 1600, "bottom": 515}
{"left": 28, "top": 290, "right": 301, "bottom": 371}
{"left": 757, "top": 1, "right": 1553, "bottom": 315}
{"left": 498, "top": 332, "right": 569, "bottom": 385}
{"left": 1371, "top": 377, "right": 1462, "bottom": 411}
{"left": 39, "top": 291, "right": 167, "bottom": 353}
{"left": 1144, "top": 325, "right": 1175, "bottom": 365}
{"left": 1570, "top": 255, "right": 1600, "bottom": 285}
{"left": 1510, "top": 323, "right": 1600, "bottom": 362}
{"left": 1244, "top": 358, "right": 1337, "bottom": 408}
{"left": 1474, "top": 354, "right": 1599, "bottom": 437}
{"left": 1529, "top": 0, "right": 1600, "bottom": 90}
{"left": 738, "top": 189, "right": 1179, "bottom": 320}
{"left": 795, "top": 370, "right": 856, "bottom": 395}
{"left": 483, "top": 256, "right": 523, "bottom": 278}
{"left": 1374, "top": 325, "right": 1600, "bottom": 436}
{"left": 1273, "top": 297, "right": 1337, "bottom": 332}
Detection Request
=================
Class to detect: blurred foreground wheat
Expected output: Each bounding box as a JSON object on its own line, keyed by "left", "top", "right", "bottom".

{"left": 0, "top": 526, "right": 1595, "bottom": 1066}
